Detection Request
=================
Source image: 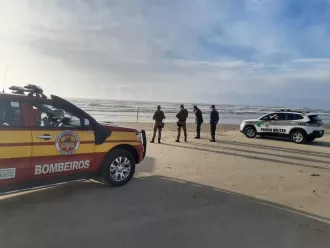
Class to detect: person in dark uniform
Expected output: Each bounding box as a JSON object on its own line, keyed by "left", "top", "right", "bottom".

{"left": 175, "top": 104, "right": 188, "bottom": 142}
{"left": 210, "top": 105, "right": 219, "bottom": 142}
{"left": 151, "top": 105, "right": 166, "bottom": 143}
{"left": 193, "top": 105, "right": 203, "bottom": 139}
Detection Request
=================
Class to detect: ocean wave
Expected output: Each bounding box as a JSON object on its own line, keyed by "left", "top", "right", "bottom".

{"left": 71, "top": 99, "right": 330, "bottom": 123}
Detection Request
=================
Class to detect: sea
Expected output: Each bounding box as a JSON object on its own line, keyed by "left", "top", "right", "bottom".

{"left": 69, "top": 98, "right": 330, "bottom": 125}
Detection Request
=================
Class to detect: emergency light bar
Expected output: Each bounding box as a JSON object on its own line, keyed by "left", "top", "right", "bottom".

{"left": 8, "top": 86, "right": 26, "bottom": 95}
{"left": 9, "top": 84, "right": 47, "bottom": 98}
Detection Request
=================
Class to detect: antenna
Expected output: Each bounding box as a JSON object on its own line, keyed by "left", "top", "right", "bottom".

{"left": 2, "top": 63, "right": 8, "bottom": 93}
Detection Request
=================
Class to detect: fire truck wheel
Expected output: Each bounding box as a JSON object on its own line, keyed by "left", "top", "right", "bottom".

{"left": 101, "top": 149, "right": 136, "bottom": 187}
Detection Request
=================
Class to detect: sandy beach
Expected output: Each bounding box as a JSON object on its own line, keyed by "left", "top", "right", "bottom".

{"left": 1, "top": 122, "right": 329, "bottom": 247}
{"left": 121, "top": 122, "right": 330, "bottom": 220}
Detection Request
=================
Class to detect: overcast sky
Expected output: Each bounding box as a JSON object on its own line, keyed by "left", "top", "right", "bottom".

{"left": 1, "top": 0, "right": 330, "bottom": 108}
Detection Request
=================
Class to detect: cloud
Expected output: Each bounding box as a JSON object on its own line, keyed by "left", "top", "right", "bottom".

{"left": 1, "top": 0, "right": 330, "bottom": 108}
{"left": 292, "top": 58, "right": 330, "bottom": 63}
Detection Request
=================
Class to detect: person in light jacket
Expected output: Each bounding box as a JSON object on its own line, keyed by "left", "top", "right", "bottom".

{"left": 151, "top": 105, "right": 165, "bottom": 143}
{"left": 193, "top": 105, "right": 203, "bottom": 139}
{"left": 210, "top": 105, "right": 219, "bottom": 142}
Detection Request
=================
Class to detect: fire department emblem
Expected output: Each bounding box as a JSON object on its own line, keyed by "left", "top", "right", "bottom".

{"left": 55, "top": 130, "right": 80, "bottom": 155}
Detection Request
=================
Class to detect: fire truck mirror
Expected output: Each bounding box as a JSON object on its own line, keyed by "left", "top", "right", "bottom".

{"left": 84, "top": 118, "right": 90, "bottom": 126}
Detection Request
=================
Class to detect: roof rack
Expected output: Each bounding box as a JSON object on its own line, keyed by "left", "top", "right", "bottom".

{"left": 9, "top": 84, "right": 47, "bottom": 98}
{"left": 279, "top": 109, "right": 292, "bottom": 112}
{"left": 279, "top": 109, "right": 310, "bottom": 114}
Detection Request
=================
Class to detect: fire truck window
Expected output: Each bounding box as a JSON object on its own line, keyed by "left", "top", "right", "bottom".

{"left": 33, "top": 103, "right": 82, "bottom": 128}
{"left": 0, "top": 101, "right": 22, "bottom": 127}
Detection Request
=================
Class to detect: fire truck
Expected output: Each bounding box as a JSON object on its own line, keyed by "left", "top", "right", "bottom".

{"left": 0, "top": 85, "right": 147, "bottom": 194}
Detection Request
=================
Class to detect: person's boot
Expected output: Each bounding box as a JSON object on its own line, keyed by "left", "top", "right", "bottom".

{"left": 195, "top": 136, "right": 200, "bottom": 139}
{"left": 210, "top": 136, "right": 215, "bottom": 142}
{"left": 184, "top": 138, "right": 187, "bottom": 142}
{"left": 150, "top": 139, "right": 155, "bottom": 143}
{"left": 175, "top": 139, "right": 180, "bottom": 142}
{"left": 158, "top": 138, "right": 161, "bottom": 144}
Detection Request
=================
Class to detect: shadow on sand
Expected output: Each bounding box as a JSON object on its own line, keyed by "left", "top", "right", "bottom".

{"left": 0, "top": 176, "right": 329, "bottom": 248}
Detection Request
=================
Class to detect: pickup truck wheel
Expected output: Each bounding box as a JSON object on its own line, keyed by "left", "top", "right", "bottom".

{"left": 101, "top": 149, "right": 135, "bottom": 187}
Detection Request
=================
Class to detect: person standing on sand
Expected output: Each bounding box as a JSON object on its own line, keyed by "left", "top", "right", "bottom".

{"left": 175, "top": 104, "right": 188, "bottom": 142}
{"left": 193, "top": 105, "right": 203, "bottom": 139}
{"left": 210, "top": 105, "right": 219, "bottom": 142}
{"left": 151, "top": 105, "right": 166, "bottom": 143}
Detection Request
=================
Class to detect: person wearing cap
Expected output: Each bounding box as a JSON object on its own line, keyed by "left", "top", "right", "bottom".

{"left": 175, "top": 104, "right": 188, "bottom": 142}
{"left": 151, "top": 105, "right": 166, "bottom": 143}
{"left": 193, "top": 105, "right": 203, "bottom": 139}
{"left": 210, "top": 105, "right": 219, "bottom": 142}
